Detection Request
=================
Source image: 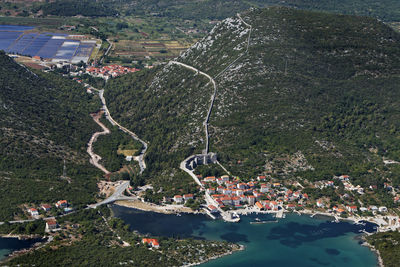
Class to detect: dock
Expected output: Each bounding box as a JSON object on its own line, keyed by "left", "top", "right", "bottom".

{"left": 275, "top": 210, "right": 285, "bottom": 218}
{"left": 203, "top": 208, "right": 216, "bottom": 220}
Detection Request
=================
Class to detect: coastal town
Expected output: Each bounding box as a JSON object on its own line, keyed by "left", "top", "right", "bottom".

{"left": 156, "top": 173, "right": 400, "bottom": 233}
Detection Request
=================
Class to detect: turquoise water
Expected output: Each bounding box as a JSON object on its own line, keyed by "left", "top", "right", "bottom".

{"left": 113, "top": 206, "right": 378, "bottom": 267}
{"left": 0, "top": 237, "right": 40, "bottom": 261}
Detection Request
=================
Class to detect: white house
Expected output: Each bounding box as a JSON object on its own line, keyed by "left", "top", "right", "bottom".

{"left": 173, "top": 195, "right": 183, "bottom": 204}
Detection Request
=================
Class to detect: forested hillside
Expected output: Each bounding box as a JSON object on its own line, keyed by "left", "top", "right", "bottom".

{"left": 35, "top": 0, "right": 400, "bottom": 22}
{"left": 0, "top": 52, "right": 101, "bottom": 220}
{"left": 105, "top": 7, "right": 400, "bottom": 206}
{"left": 40, "top": 0, "right": 118, "bottom": 17}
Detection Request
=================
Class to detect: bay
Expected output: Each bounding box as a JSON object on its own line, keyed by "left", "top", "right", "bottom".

{"left": 0, "top": 237, "right": 40, "bottom": 261}
{"left": 112, "top": 205, "right": 378, "bottom": 267}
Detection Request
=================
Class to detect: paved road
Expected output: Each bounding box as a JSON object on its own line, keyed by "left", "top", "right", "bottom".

{"left": 89, "top": 181, "right": 136, "bottom": 208}
{"left": 0, "top": 216, "right": 57, "bottom": 225}
{"left": 87, "top": 112, "right": 111, "bottom": 174}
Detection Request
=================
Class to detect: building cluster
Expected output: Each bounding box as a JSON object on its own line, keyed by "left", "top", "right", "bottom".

{"left": 27, "top": 200, "right": 73, "bottom": 218}
{"left": 315, "top": 175, "right": 392, "bottom": 216}
{"left": 172, "top": 194, "right": 194, "bottom": 204}
{"left": 197, "top": 173, "right": 395, "bottom": 217}
{"left": 200, "top": 175, "right": 309, "bottom": 211}
{"left": 86, "top": 65, "right": 139, "bottom": 80}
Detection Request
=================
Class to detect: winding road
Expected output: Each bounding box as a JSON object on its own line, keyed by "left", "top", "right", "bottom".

{"left": 87, "top": 111, "right": 111, "bottom": 174}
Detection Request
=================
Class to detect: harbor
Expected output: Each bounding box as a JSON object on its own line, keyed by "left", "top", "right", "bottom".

{"left": 112, "top": 205, "right": 379, "bottom": 267}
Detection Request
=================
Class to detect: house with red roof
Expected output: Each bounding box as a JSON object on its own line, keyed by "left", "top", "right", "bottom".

{"left": 255, "top": 201, "right": 264, "bottom": 211}
{"left": 28, "top": 208, "right": 39, "bottom": 216}
{"left": 142, "top": 238, "right": 160, "bottom": 249}
{"left": 270, "top": 201, "right": 278, "bottom": 210}
{"left": 260, "top": 185, "right": 269, "bottom": 193}
{"left": 257, "top": 176, "right": 266, "bottom": 181}
{"left": 183, "top": 194, "right": 194, "bottom": 201}
{"left": 208, "top": 205, "right": 218, "bottom": 213}
{"left": 41, "top": 204, "right": 52, "bottom": 212}
{"left": 237, "top": 183, "right": 247, "bottom": 189}
{"left": 207, "top": 188, "right": 216, "bottom": 194}
{"left": 220, "top": 175, "right": 230, "bottom": 181}
{"left": 221, "top": 196, "right": 232, "bottom": 205}
{"left": 204, "top": 176, "right": 216, "bottom": 182}
{"left": 55, "top": 200, "right": 68, "bottom": 208}
{"left": 45, "top": 219, "right": 59, "bottom": 231}
{"left": 286, "top": 203, "right": 296, "bottom": 210}
{"left": 232, "top": 197, "right": 240, "bottom": 206}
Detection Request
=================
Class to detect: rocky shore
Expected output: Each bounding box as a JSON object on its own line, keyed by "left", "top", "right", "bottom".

{"left": 182, "top": 244, "right": 245, "bottom": 267}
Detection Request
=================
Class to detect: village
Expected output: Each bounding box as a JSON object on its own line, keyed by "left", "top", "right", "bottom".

{"left": 164, "top": 173, "right": 400, "bottom": 232}
{"left": 85, "top": 65, "right": 140, "bottom": 80}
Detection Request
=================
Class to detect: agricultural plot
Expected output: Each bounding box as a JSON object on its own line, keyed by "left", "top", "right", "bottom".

{"left": 110, "top": 39, "right": 190, "bottom": 61}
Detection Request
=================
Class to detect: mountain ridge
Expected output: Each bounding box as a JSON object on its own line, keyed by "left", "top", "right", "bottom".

{"left": 105, "top": 7, "right": 400, "bottom": 205}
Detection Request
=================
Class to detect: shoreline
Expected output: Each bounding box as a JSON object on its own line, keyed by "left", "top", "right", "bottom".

{"left": 182, "top": 244, "right": 245, "bottom": 267}
{"left": 0, "top": 233, "right": 42, "bottom": 240}
{"left": 112, "top": 203, "right": 386, "bottom": 266}
{"left": 0, "top": 235, "right": 47, "bottom": 264}
{"left": 361, "top": 238, "right": 384, "bottom": 267}
{"left": 114, "top": 200, "right": 204, "bottom": 215}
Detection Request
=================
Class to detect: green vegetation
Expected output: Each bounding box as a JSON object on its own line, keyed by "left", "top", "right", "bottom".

{"left": 257, "top": 0, "right": 400, "bottom": 22}
{"left": 0, "top": 220, "right": 45, "bottom": 236}
{"left": 41, "top": 0, "right": 118, "bottom": 17}
{"left": 0, "top": 51, "right": 102, "bottom": 220}
{"left": 104, "top": 66, "right": 209, "bottom": 201}
{"left": 104, "top": 8, "right": 400, "bottom": 208}
{"left": 93, "top": 117, "right": 142, "bottom": 172}
{"left": 367, "top": 231, "right": 400, "bottom": 267}
{"left": 37, "top": 0, "right": 400, "bottom": 22}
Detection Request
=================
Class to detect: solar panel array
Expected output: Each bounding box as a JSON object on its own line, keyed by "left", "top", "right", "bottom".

{"left": 36, "top": 36, "right": 66, "bottom": 59}
{"left": 71, "top": 43, "right": 95, "bottom": 63}
{"left": 54, "top": 41, "right": 80, "bottom": 61}
{"left": 0, "top": 31, "right": 23, "bottom": 51}
{"left": 7, "top": 33, "right": 38, "bottom": 54}
{"left": 22, "top": 34, "right": 52, "bottom": 56}
{"left": 0, "top": 26, "right": 95, "bottom": 63}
